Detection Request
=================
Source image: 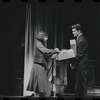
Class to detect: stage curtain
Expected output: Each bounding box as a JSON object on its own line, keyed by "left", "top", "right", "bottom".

{"left": 23, "top": 4, "right": 77, "bottom": 96}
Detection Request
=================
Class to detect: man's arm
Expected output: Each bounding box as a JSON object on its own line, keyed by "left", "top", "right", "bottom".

{"left": 76, "top": 41, "right": 87, "bottom": 61}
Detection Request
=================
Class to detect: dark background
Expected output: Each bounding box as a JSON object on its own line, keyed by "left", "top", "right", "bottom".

{"left": 0, "top": 0, "right": 100, "bottom": 95}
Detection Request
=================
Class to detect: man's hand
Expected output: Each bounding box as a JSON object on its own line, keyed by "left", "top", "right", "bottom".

{"left": 70, "top": 63, "right": 75, "bottom": 70}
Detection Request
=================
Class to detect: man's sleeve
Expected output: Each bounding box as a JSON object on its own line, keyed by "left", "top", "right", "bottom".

{"left": 76, "top": 41, "right": 87, "bottom": 61}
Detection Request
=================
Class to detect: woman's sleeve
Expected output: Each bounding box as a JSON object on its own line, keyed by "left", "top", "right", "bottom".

{"left": 37, "top": 41, "right": 55, "bottom": 54}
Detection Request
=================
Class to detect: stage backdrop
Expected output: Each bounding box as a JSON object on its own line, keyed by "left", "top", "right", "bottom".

{"left": 23, "top": 2, "right": 100, "bottom": 96}
{"left": 1, "top": 1, "right": 100, "bottom": 96}
{"left": 23, "top": 4, "right": 70, "bottom": 96}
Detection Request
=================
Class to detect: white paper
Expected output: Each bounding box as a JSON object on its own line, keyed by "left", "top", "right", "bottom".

{"left": 70, "top": 39, "right": 77, "bottom": 56}
{"left": 56, "top": 49, "right": 75, "bottom": 61}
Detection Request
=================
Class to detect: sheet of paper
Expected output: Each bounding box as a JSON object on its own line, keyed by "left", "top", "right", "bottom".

{"left": 70, "top": 39, "right": 77, "bottom": 56}
{"left": 56, "top": 49, "right": 75, "bottom": 61}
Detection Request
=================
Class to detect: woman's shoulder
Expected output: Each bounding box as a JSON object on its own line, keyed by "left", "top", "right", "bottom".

{"left": 36, "top": 40, "right": 44, "bottom": 47}
{"left": 37, "top": 40, "right": 42, "bottom": 44}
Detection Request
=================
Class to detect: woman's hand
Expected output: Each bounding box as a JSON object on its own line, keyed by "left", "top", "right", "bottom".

{"left": 54, "top": 48, "right": 60, "bottom": 52}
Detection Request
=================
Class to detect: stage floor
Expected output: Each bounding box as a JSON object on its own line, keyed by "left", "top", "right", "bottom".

{"left": 0, "top": 87, "right": 100, "bottom": 99}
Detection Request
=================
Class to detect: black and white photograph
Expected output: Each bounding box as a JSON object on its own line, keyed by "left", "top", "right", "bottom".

{"left": 0, "top": 0, "right": 100, "bottom": 99}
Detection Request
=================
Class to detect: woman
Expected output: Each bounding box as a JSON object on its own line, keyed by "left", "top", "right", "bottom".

{"left": 27, "top": 31, "right": 59, "bottom": 97}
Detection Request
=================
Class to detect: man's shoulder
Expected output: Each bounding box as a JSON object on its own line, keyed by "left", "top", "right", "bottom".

{"left": 79, "top": 34, "right": 86, "bottom": 41}
{"left": 78, "top": 34, "right": 88, "bottom": 45}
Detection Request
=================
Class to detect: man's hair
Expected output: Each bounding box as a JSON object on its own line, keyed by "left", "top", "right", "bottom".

{"left": 71, "top": 23, "right": 81, "bottom": 31}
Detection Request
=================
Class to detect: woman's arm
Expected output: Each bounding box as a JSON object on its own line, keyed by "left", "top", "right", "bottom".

{"left": 37, "top": 41, "right": 58, "bottom": 54}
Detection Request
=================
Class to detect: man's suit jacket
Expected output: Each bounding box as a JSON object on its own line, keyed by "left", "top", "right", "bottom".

{"left": 75, "top": 34, "right": 88, "bottom": 71}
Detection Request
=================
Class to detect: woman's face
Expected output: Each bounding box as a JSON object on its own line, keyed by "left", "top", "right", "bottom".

{"left": 44, "top": 36, "right": 48, "bottom": 41}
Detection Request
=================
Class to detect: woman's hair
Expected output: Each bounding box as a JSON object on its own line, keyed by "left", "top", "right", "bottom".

{"left": 36, "top": 31, "right": 48, "bottom": 40}
{"left": 71, "top": 23, "right": 81, "bottom": 31}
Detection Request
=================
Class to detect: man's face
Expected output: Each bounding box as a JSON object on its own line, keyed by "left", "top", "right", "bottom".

{"left": 72, "top": 28, "right": 80, "bottom": 37}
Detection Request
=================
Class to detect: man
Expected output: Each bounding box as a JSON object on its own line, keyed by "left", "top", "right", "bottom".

{"left": 71, "top": 23, "right": 88, "bottom": 98}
